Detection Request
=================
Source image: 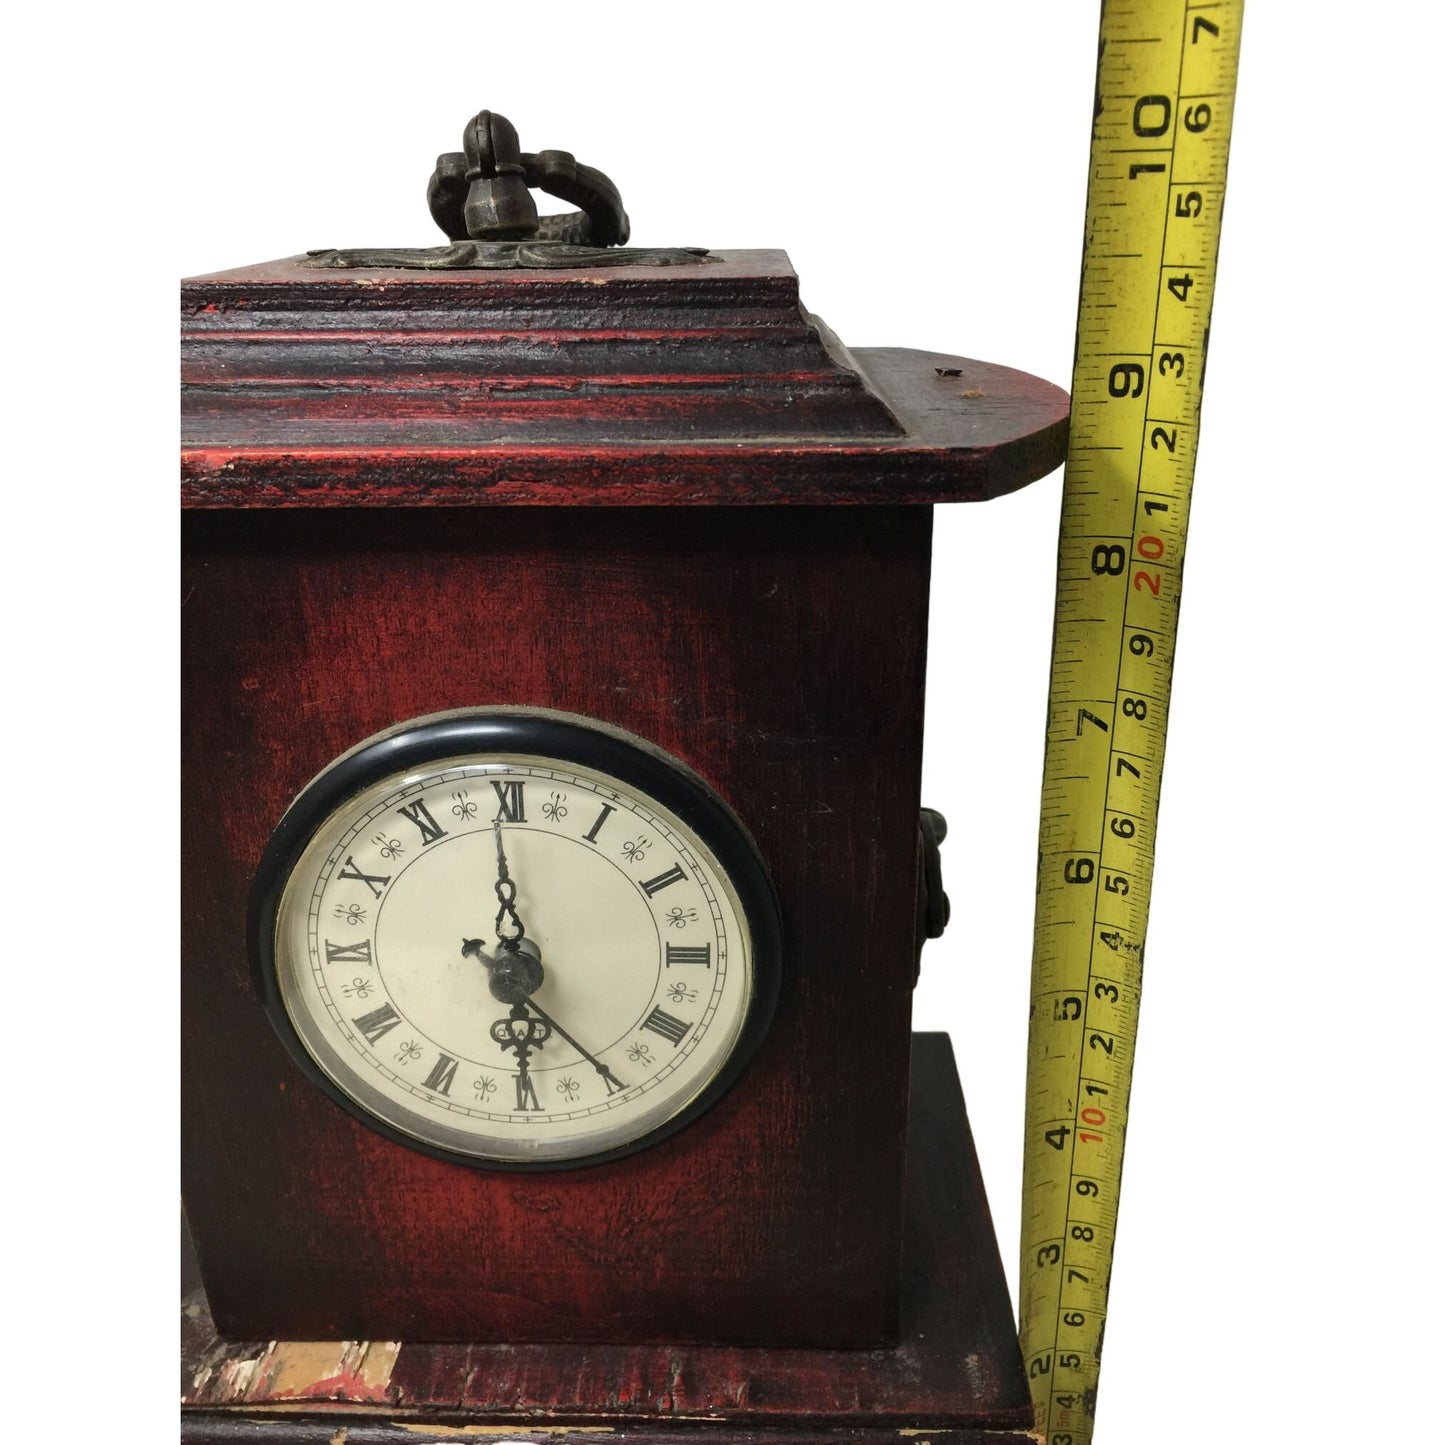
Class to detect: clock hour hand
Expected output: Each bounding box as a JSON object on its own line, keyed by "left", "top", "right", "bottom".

{"left": 487, "top": 1000, "right": 551, "bottom": 1112}
{"left": 464, "top": 939, "right": 554, "bottom": 1112}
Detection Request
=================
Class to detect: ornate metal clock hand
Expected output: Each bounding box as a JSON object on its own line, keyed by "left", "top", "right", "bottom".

{"left": 463, "top": 935, "right": 543, "bottom": 1005}
{"left": 492, "top": 818, "right": 527, "bottom": 951}
{"left": 471, "top": 817, "right": 624, "bottom": 1099}
{"left": 517, "top": 996, "right": 626, "bottom": 1096}
{"left": 465, "top": 937, "right": 553, "bottom": 1111}
{"left": 488, "top": 1004, "right": 551, "bottom": 1113}
{"left": 462, "top": 938, "right": 624, "bottom": 1097}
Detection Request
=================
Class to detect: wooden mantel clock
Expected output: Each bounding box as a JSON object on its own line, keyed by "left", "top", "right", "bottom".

{"left": 180, "top": 111, "right": 1068, "bottom": 1443}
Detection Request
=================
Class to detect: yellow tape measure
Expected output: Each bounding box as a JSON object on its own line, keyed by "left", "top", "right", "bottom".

{"left": 1018, "top": 3, "right": 1243, "bottom": 1440}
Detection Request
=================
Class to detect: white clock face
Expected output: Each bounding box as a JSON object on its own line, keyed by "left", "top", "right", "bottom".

{"left": 266, "top": 733, "right": 763, "bottom": 1166}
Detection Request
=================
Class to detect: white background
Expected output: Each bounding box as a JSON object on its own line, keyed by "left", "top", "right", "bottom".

{"left": 9, "top": 3, "right": 1439, "bottom": 1440}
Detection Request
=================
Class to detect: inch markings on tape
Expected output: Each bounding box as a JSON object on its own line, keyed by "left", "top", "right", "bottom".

{"left": 1018, "top": 5, "right": 1243, "bottom": 1442}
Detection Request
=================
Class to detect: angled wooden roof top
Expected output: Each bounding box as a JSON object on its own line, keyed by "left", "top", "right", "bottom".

{"left": 182, "top": 251, "right": 1068, "bottom": 508}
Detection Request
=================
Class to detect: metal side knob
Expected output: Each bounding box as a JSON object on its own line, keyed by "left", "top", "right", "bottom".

{"left": 915, "top": 806, "right": 951, "bottom": 981}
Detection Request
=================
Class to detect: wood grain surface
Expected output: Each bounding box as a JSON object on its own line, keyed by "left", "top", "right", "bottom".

{"left": 183, "top": 504, "right": 932, "bottom": 1346}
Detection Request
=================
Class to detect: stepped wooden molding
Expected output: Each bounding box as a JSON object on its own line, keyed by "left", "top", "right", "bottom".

{"left": 181, "top": 250, "right": 1068, "bottom": 508}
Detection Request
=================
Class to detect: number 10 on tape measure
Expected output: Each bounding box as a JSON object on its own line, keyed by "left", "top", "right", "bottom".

{"left": 1018, "top": 3, "right": 1242, "bottom": 1442}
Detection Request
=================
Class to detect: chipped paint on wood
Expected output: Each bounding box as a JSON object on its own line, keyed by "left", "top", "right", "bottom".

{"left": 394, "top": 1428, "right": 616, "bottom": 1438}
{"left": 187, "top": 1337, "right": 400, "bottom": 1406}
{"left": 214, "top": 1353, "right": 261, "bottom": 1400}
{"left": 256, "top": 1339, "right": 401, "bottom": 1401}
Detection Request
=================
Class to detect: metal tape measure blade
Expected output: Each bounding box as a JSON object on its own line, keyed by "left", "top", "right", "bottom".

{"left": 1018, "top": 4, "right": 1243, "bottom": 1442}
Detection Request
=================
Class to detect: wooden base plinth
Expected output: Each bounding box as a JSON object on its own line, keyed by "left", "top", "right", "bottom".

{"left": 181, "top": 1033, "right": 1031, "bottom": 1442}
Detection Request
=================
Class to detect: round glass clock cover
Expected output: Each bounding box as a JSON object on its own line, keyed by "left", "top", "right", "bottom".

{"left": 249, "top": 709, "right": 781, "bottom": 1168}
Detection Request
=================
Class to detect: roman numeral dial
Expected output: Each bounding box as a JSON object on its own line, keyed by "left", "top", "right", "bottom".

{"left": 262, "top": 715, "right": 774, "bottom": 1169}
{"left": 337, "top": 857, "right": 390, "bottom": 898}
{"left": 421, "top": 1054, "right": 459, "bottom": 1095}
{"left": 325, "top": 939, "right": 373, "bottom": 965}
{"left": 514, "top": 1072, "right": 543, "bottom": 1111}
{"left": 640, "top": 864, "right": 687, "bottom": 897}
{"left": 397, "top": 799, "right": 448, "bottom": 845}
{"left": 352, "top": 1002, "right": 402, "bottom": 1045}
{"left": 640, "top": 1006, "right": 691, "bottom": 1047}
{"left": 492, "top": 781, "right": 525, "bottom": 823}
{"left": 666, "top": 943, "right": 711, "bottom": 968}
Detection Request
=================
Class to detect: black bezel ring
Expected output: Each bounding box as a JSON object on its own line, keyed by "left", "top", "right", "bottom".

{"left": 247, "top": 708, "right": 782, "bottom": 1173}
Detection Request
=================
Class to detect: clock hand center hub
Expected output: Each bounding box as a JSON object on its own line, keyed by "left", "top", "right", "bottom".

{"left": 461, "top": 936, "right": 545, "bottom": 1005}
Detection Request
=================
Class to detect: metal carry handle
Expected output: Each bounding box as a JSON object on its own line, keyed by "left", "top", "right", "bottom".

{"left": 427, "top": 109, "right": 631, "bottom": 247}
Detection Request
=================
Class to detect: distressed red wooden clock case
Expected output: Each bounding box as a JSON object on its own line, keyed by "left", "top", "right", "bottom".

{"left": 180, "top": 118, "right": 1068, "bottom": 1437}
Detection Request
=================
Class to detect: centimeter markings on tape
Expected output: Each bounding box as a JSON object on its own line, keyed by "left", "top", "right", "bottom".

{"left": 1017, "top": 3, "right": 1242, "bottom": 1442}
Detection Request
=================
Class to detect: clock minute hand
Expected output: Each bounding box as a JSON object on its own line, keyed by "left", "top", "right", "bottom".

{"left": 520, "top": 997, "right": 625, "bottom": 1096}
{"left": 473, "top": 831, "right": 623, "bottom": 1098}
{"left": 492, "top": 817, "right": 527, "bottom": 950}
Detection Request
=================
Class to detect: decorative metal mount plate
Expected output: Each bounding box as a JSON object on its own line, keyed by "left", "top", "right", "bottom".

{"left": 304, "top": 240, "right": 713, "bottom": 270}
